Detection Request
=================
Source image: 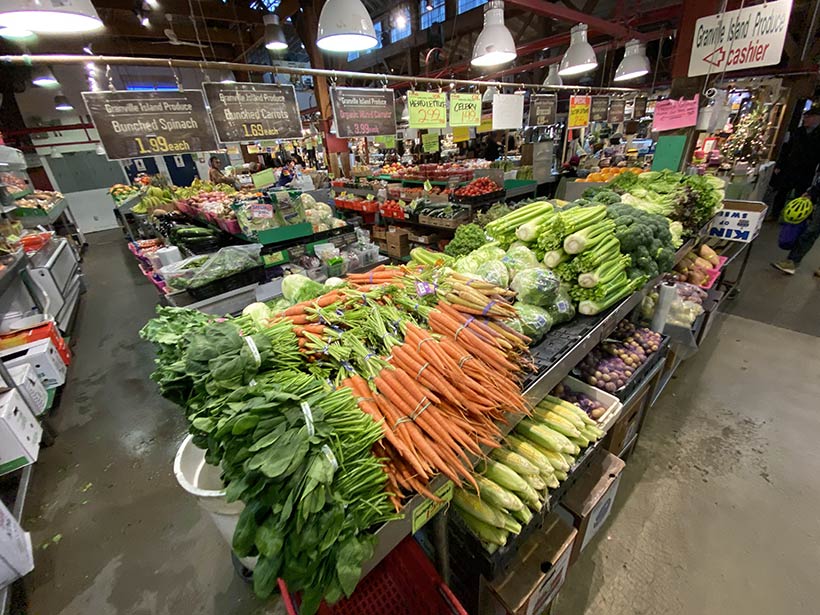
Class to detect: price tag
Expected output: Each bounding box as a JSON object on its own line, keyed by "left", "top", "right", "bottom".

{"left": 407, "top": 91, "right": 447, "bottom": 129}
{"left": 411, "top": 481, "right": 454, "bottom": 533}
{"left": 568, "top": 95, "right": 591, "bottom": 128}
{"left": 415, "top": 280, "right": 437, "bottom": 297}
{"left": 449, "top": 92, "right": 481, "bottom": 127}
{"left": 492, "top": 93, "right": 525, "bottom": 130}
{"left": 477, "top": 115, "right": 493, "bottom": 134}
{"left": 590, "top": 96, "right": 610, "bottom": 122}
{"left": 421, "top": 133, "right": 439, "bottom": 154}
{"left": 330, "top": 87, "right": 397, "bottom": 138}
{"left": 366, "top": 194, "right": 375, "bottom": 201}
{"left": 452, "top": 126, "right": 470, "bottom": 142}
{"left": 202, "top": 83, "right": 303, "bottom": 142}
{"left": 423, "top": 179, "right": 434, "bottom": 192}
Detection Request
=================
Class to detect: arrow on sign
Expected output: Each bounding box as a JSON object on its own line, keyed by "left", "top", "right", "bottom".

{"left": 703, "top": 47, "right": 726, "bottom": 68}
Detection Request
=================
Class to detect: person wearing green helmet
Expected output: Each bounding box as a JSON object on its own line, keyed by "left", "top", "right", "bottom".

{"left": 772, "top": 181, "right": 820, "bottom": 276}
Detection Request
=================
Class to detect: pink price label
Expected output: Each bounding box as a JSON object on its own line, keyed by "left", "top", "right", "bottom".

{"left": 415, "top": 281, "right": 436, "bottom": 297}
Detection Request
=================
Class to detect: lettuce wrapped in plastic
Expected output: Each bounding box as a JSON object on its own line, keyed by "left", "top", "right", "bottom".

{"left": 510, "top": 267, "right": 560, "bottom": 306}
{"left": 281, "top": 273, "right": 325, "bottom": 303}
{"left": 502, "top": 244, "right": 540, "bottom": 279}
{"left": 471, "top": 243, "right": 506, "bottom": 263}
{"left": 544, "top": 287, "right": 576, "bottom": 325}
{"left": 475, "top": 260, "right": 510, "bottom": 288}
{"left": 512, "top": 303, "right": 554, "bottom": 342}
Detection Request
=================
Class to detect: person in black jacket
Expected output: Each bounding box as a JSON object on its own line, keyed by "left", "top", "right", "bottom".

{"left": 772, "top": 180, "right": 820, "bottom": 276}
{"left": 770, "top": 105, "right": 820, "bottom": 219}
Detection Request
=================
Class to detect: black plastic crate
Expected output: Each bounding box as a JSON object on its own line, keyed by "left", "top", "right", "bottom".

{"left": 452, "top": 189, "right": 506, "bottom": 206}
{"left": 187, "top": 265, "right": 265, "bottom": 301}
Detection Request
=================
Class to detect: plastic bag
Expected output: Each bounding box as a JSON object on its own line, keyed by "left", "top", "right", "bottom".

{"left": 475, "top": 260, "right": 510, "bottom": 288}
{"left": 161, "top": 244, "right": 262, "bottom": 290}
{"left": 778, "top": 221, "right": 807, "bottom": 250}
{"left": 502, "top": 244, "right": 539, "bottom": 279}
{"left": 158, "top": 254, "right": 210, "bottom": 290}
{"left": 510, "top": 267, "right": 560, "bottom": 306}
{"left": 512, "top": 303, "right": 554, "bottom": 342}
{"left": 545, "top": 287, "right": 576, "bottom": 325}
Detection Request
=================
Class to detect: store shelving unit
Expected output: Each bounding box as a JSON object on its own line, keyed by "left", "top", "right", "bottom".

{"left": 0, "top": 464, "right": 32, "bottom": 615}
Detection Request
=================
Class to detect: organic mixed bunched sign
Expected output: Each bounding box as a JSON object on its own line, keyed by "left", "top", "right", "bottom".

{"left": 82, "top": 90, "right": 218, "bottom": 160}
{"left": 330, "top": 87, "right": 397, "bottom": 138}
{"left": 202, "top": 83, "right": 303, "bottom": 142}
{"left": 688, "top": 0, "right": 792, "bottom": 77}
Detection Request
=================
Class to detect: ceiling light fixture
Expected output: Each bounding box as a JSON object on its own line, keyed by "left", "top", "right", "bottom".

{"left": 316, "top": 0, "right": 378, "bottom": 53}
{"left": 32, "top": 66, "right": 59, "bottom": 87}
{"left": 83, "top": 45, "right": 94, "bottom": 55}
{"left": 220, "top": 70, "right": 236, "bottom": 84}
{"left": 613, "top": 39, "right": 650, "bottom": 82}
{"left": 426, "top": 3, "right": 433, "bottom": 11}
{"left": 482, "top": 85, "right": 499, "bottom": 103}
{"left": 558, "top": 24, "right": 598, "bottom": 77}
{"left": 263, "top": 14, "right": 288, "bottom": 51}
{"left": 54, "top": 94, "right": 73, "bottom": 111}
{"left": 139, "top": 13, "right": 150, "bottom": 27}
{"left": 543, "top": 63, "right": 563, "bottom": 86}
{"left": 0, "top": 0, "right": 104, "bottom": 34}
{"left": 0, "top": 26, "right": 34, "bottom": 40}
{"left": 471, "top": 0, "right": 516, "bottom": 68}
{"left": 395, "top": 12, "right": 406, "bottom": 28}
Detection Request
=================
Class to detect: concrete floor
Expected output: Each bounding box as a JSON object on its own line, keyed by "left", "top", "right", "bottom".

{"left": 19, "top": 225, "right": 820, "bottom": 614}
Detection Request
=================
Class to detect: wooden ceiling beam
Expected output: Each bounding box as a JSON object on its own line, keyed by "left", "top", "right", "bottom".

{"left": 97, "top": 13, "right": 259, "bottom": 45}
{"left": 92, "top": 0, "right": 263, "bottom": 24}
{"left": 32, "top": 38, "right": 236, "bottom": 61}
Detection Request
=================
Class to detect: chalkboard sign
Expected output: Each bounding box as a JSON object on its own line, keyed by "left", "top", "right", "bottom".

{"left": 330, "top": 87, "right": 397, "bottom": 138}
{"left": 82, "top": 90, "right": 218, "bottom": 160}
{"left": 528, "top": 94, "right": 556, "bottom": 126}
{"left": 202, "top": 82, "right": 302, "bottom": 142}
{"left": 633, "top": 97, "right": 648, "bottom": 119}
{"left": 590, "top": 96, "right": 610, "bottom": 122}
{"left": 609, "top": 98, "right": 626, "bottom": 123}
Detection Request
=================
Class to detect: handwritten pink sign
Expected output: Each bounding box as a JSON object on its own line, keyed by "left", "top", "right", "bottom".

{"left": 653, "top": 94, "right": 699, "bottom": 132}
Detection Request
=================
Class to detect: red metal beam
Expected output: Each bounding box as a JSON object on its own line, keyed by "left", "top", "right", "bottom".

{"left": 505, "top": 0, "right": 640, "bottom": 40}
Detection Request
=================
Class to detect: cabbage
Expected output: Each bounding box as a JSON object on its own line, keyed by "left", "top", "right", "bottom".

{"left": 454, "top": 254, "right": 481, "bottom": 274}
{"left": 281, "top": 273, "right": 325, "bottom": 303}
{"left": 300, "top": 193, "right": 317, "bottom": 208}
{"left": 325, "top": 277, "right": 345, "bottom": 288}
{"left": 512, "top": 303, "right": 554, "bottom": 341}
{"left": 544, "top": 287, "right": 576, "bottom": 325}
{"left": 510, "top": 267, "right": 560, "bottom": 306}
{"left": 470, "top": 243, "right": 506, "bottom": 263}
{"left": 266, "top": 297, "right": 292, "bottom": 314}
{"left": 502, "top": 245, "right": 539, "bottom": 278}
{"left": 242, "top": 302, "right": 271, "bottom": 327}
{"left": 475, "top": 260, "right": 510, "bottom": 288}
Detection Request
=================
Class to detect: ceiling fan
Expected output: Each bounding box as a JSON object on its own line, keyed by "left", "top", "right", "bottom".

{"left": 151, "top": 14, "right": 207, "bottom": 48}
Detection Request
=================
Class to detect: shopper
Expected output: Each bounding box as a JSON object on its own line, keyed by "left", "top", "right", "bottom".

{"left": 208, "top": 156, "right": 233, "bottom": 186}
{"left": 770, "top": 105, "right": 820, "bottom": 219}
{"left": 484, "top": 134, "right": 500, "bottom": 161}
{"left": 772, "top": 182, "right": 820, "bottom": 276}
{"left": 277, "top": 160, "right": 296, "bottom": 187}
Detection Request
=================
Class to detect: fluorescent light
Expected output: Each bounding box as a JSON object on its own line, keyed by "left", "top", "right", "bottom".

{"left": 0, "top": 26, "right": 33, "bottom": 39}
{"left": 317, "top": 0, "right": 378, "bottom": 53}
{"left": 139, "top": 14, "right": 150, "bottom": 27}
{"left": 614, "top": 39, "right": 650, "bottom": 82}
{"left": 0, "top": 0, "right": 104, "bottom": 34}
{"left": 263, "top": 14, "right": 288, "bottom": 51}
{"left": 54, "top": 94, "right": 73, "bottom": 111}
{"left": 543, "top": 64, "right": 563, "bottom": 86}
{"left": 32, "top": 66, "right": 59, "bottom": 87}
{"left": 559, "top": 24, "right": 598, "bottom": 77}
{"left": 471, "top": 1, "right": 516, "bottom": 68}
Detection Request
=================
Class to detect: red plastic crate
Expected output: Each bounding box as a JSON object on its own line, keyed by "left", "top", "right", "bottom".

{"left": 280, "top": 537, "right": 468, "bottom": 615}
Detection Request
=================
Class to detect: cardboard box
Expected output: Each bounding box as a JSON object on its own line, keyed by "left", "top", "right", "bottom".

{"left": 0, "top": 338, "right": 67, "bottom": 388}
{"left": 555, "top": 178, "right": 606, "bottom": 201}
{"left": 486, "top": 513, "right": 577, "bottom": 615}
{"left": 408, "top": 231, "right": 440, "bottom": 245}
{"left": 0, "top": 389, "right": 42, "bottom": 476}
{"left": 0, "top": 500, "right": 34, "bottom": 588}
{"left": 556, "top": 451, "right": 625, "bottom": 564}
{"left": 603, "top": 366, "right": 661, "bottom": 457}
{"left": 371, "top": 225, "right": 388, "bottom": 241}
{"left": 0, "top": 321, "right": 71, "bottom": 366}
{"left": 707, "top": 200, "right": 767, "bottom": 243}
{"left": 386, "top": 228, "right": 410, "bottom": 258}
{"left": 7, "top": 364, "right": 48, "bottom": 416}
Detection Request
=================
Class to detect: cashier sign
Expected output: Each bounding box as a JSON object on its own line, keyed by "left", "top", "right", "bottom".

{"left": 688, "top": 0, "right": 791, "bottom": 77}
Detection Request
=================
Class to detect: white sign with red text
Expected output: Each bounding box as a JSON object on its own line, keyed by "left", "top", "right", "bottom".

{"left": 688, "top": 0, "right": 791, "bottom": 77}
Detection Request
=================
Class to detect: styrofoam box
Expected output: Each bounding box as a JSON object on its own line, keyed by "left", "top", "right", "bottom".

{"left": 8, "top": 364, "right": 48, "bottom": 416}
{"left": 0, "top": 499, "right": 34, "bottom": 588}
{"left": 561, "top": 375, "right": 623, "bottom": 433}
{"left": 0, "top": 388, "right": 41, "bottom": 476}
{"left": 0, "top": 338, "right": 66, "bottom": 388}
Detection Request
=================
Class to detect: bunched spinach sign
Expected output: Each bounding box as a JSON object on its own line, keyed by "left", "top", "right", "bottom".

{"left": 82, "top": 90, "right": 218, "bottom": 160}
{"left": 330, "top": 87, "right": 397, "bottom": 138}
{"left": 203, "top": 82, "right": 303, "bottom": 142}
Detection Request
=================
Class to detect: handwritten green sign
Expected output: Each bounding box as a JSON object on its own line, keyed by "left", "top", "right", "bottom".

{"left": 422, "top": 132, "right": 440, "bottom": 153}
{"left": 408, "top": 91, "right": 447, "bottom": 129}
{"left": 450, "top": 92, "right": 481, "bottom": 127}
{"left": 374, "top": 135, "right": 397, "bottom": 148}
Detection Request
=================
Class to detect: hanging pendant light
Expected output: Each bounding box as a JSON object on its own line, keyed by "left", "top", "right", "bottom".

{"left": 317, "top": 0, "right": 378, "bottom": 53}
{"left": 471, "top": 1, "right": 516, "bottom": 67}
{"left": 482, "top": 86, "right": 499, "bottom": 103}
{"left": 0, "top": 0, "right": 103, "bottom": 34}
{"left": 543, "top": 64, "right": 563, "bottom": 87}
{"left": 264, "top": 14, "right": 288, "bottom": 51}
{"left": 220, "top": 70, "right": 236, "bottom": 84}
{"left": 54, "top": 94, "right": 73, "bottom": 111}
{"left": 559, "top": 24, "right": 598, "bottom": 77}
{"left": 614, "top": 39, "right": 650, "bottom": 82}
{"left": 0, "top": 26, "right": 34, "bottom": 40}
{"left": 32, "top": 66, "right": 59, "bottom": 87}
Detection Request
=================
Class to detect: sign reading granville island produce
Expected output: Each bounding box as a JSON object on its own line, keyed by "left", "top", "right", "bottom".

{"left": 202, "top": 82, "right": 303, "bottom": 142}
{"left": 528, "top": 94, "right": 557, "bottom": 126}
{"left": 82, "top": 90, "right": 218, "bottom": 160}
{"left": 330, "top": 87, "right": 397, "bottom": 138}
{"left": 608, "top": 98, "right": 626, "bottom": 123}
{"left": 590, "top": 96, "right": 610, "bottom": 122}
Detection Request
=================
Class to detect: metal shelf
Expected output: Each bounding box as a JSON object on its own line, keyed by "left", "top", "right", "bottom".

{"left": 15, "top": 197, "right": 67, "bottom": 228}
{"left": 115, "top": 192, "right": 144, "bottom": 214}
{"left": 0, "top": 464, "right": 32, "bottom": 615}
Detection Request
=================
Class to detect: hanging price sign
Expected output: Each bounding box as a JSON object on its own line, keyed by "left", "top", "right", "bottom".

{"left": 528, "top": 94, "right": 557, "bottom": 126}
{"left": 422, "top": 132, "right": 440, "bottom": 153}
{"left": 330, "top": 87, "right": 397, "bottom": 138}
{"left": 374, "top": 135, "right": 397, "bottom": 148}
{"left": 407, "top": 91, "right": 447, "bottom": 129}
{"left": 568, "top": 95, "right": 591, "bottom": 128}
{"left": 608, "top": 98, "right": 626, "bottom": 123}
{"left": 632, "top": 97, "right": 648, "bottom": 119}
{"left": 449, "top": 92, "right": 481, "bottom": 126}
{"left": 452, "top": 126, "right": 471, "bottom": 142}
{"left": 202, "top": 82, "right": 303, "bottom": 142}
{"left": 590, "top": 96, "right": 610, "bottom": 122}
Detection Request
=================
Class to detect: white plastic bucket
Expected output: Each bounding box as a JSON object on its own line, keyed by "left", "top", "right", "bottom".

{"left": 173, "top": 434, "right": 257, "bottom": 569}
